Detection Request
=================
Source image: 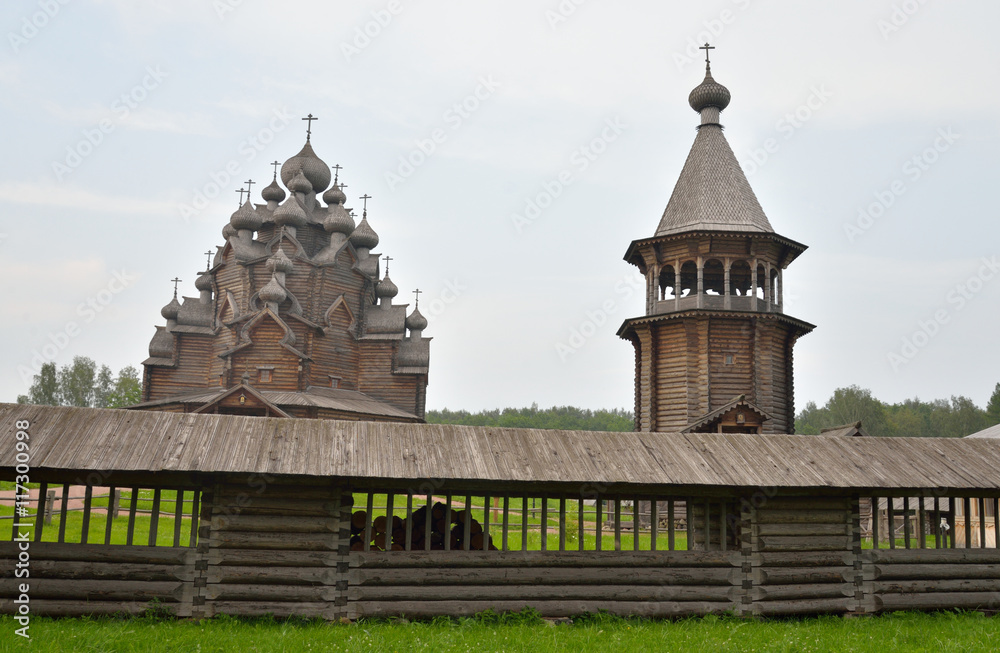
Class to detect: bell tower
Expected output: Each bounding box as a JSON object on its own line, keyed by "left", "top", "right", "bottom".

{"left": 618, "top": 48, "right": 814, "bottom": 434}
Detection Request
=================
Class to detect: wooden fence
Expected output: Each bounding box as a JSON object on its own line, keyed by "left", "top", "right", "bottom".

{"left": 3, "top": 477, "right": 1000, "bottom": 619}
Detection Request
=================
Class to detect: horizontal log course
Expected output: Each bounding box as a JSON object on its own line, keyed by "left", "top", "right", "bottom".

{"left": 350, "top": 566, "right": 741, "bottom": 587}
{"left": 751, "top": 583, "right": 854, "bottom": 601}
{"left": 348, "top": 584, "right": 738, "bottom": 603}
{"left": 0, "top": 543, "right": 195, "bottom": 565}
{"left": 752, "top": 551, "right": 856, "bottom": 567}
{"left": 756, "top": 523, "right": 850, "bottom": 537}
{"left": 206, "top": 549, "right": 338, "bottom": 567}
{"left": 210, "top": 514, "right": 339, "bottom": 533}
{"left": 350, "top": 550, "right": 743, "bottom": 569}
{"left": 210, "top": 497, "right": 340, "bottom": 516}
{"left": 0, "top": 599, "right": 191, "bottom": 618}
{"left": 755, "top": 510, "right": 851, "bottom": 525}
{"left": 204, "top": 583, "right": 337, "bottom": 602}
{"left": 214, "top": 485, "right": 337, "bottom": 501}
{"left": 870, "top": 564, "right": 1000, "bottom": 581}
{"left": 751, "top": 598, "right": 852, "bottom": 615}
{"left": 753, "top": 566, "right": 854, "bottom": 585}
{"left": 756, "top": 536, "right": 851, "bottom": 552}
{"left": 864, "top": 549, "right": 1000, "bottom": 564}
{"left": 0, "top": 579, "right": 189, "bottom": 603}
{"left": 206, "top": 566, "right": 336, "bottom": 585}
{"left": 875, "top": 579, "right": 1000, "bottom": 595}
{"left": 759, "top": 498, "right": 853, "bottom": 511}
{"left": 13, "top": 560, "right": 195, "bottom": 582}
{"left": 353, "top": 599, "right": 735, "bottom": 619}
{"left": 209, "top": 531, "right": 337, "bottom": 551}
{"left": 208, "top": 601, "right": 333, "bottom": 619}
{"left": 876, "top": 592, "right": 1000, "bottom": 612}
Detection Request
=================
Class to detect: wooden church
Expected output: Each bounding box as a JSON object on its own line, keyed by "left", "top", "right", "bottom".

{"left": 619, "top": 52, "right": 813, "bottom": 435}
{"left": 131, "top": 122, "right": 430, "bottom": 423}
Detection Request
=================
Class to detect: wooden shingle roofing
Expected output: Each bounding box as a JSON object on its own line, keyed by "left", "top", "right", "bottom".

{"left": 3, "top": 404, "right": 999, "bottom": 491}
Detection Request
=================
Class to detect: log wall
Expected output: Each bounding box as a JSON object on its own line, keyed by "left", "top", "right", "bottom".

{"left": 199, "top": 478, "right": 350, "bottom": 620}
{"left": 4, "top": 481, "right": 1000, "bottom": 620}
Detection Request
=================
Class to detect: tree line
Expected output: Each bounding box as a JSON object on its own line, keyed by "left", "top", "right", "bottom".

{"left": 16, "top": 356, "right": 142, "bottom": 409}
{"left": 795, "top": 384, "right": 1000, "bottom": 438}
{"left": 13, "top": 355, "right": 999, "bottom": 439}
{"left": 426, "top": 404, "right": 634, "bottom": 432}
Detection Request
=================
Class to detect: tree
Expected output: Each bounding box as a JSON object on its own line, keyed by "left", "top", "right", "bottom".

{"left": 16, "top": 362, "right": 59, "bottom": 406}
{"left": 824, "top": 386, "right": 888, "bottom": 437}
{"left": 105, "top": 366, "right": 142, "bottom": 408}
{"left": 57, "top": 356, "right": 97, "bottom": 407}
{"left": 17, "top": 357, "right": 142, "bottom": 409}
{"left": 987, "top": 383, "right": 1000, "bottom": 426}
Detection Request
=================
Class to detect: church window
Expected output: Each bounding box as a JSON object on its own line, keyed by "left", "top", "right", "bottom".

{"left": 258, "top": 368, "right": 273, "bottom": 383}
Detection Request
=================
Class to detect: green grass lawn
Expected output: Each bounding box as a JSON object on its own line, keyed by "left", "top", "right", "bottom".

{"left": 2, "top": 611, "right": 999, "bottom": 652}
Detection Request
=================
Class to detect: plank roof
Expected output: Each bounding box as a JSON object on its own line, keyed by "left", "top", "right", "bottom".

{"left": 3, "top": 404, "right": 1000, "bottom": 491}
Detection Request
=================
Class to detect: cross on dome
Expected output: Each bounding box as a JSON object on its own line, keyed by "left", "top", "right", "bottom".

{"left": 382, "top": 255, "right": 393, "bottom": 275}
{"left": 700, "top": 42, "right": 715, "bottom": 64}
{"left": 270, "top": 160, "right": 280, "bottom": 180}
{"left": 412, "top": 288, "right": 422, "bottom": 308}
{"left": 360, "top": 194, "right": 371, "bottom": 217}
{"left": 236, "top": 187, "right": 247, "bottom": 207}
{"left": 302, "top": 113, "right": 318, "bottom": 140}
{"left": 204, "top": 250, "right": 213, "bottom": 271}
{"left": 171, "top": 277, "right": 182, "bottom": 298}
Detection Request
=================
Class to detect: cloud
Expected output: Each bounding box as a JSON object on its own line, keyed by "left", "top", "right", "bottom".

{"left": 0, "top": 180, "right": 176, "bottom": 215}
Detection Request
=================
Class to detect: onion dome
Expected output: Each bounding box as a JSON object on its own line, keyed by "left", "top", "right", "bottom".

{"left": 323, "top": 183, "right": 347, "bottom": 207}
{"left": 267, "top": 248, "right": 294, "bottom": 274}
{"left": 323, "top": 205, "right": 355, "bottom": 236}
{"left": 349, "top": 216, "right": 379, "bottom": 250}
{"left": 194, "top": 271, "right": 213, "bottom": 292}
{"left": 161, "top": 296, "right": 182, "bottom": 321}
{"left": 149, "top": 328, "right": 174, "bottom": 358}
{"left": 288, "top": 170, "right": 312, "bottom": 194}
{"left": 262, "top": 178, "right": 286, "bottom": 203}
{"left": 259, "top": 277, "right": 286, "bottom": 304}
{"left": 280, "top": 140, "right": 331, "bottom": 194}
{"left": 376, "top": 275, "right": 398, "bottom": 299}
{"left": 405, "top": 307, "right": 428, "bottom": 332}
{"left": 222, "top": 222, "right": 236, "bottom": 240}
{"left": 273, "top": 196, "right": 308, "bottom": 228}
{"left": 230, "top": 200, "right": 262, "bottom": 231}
{"left": 688, "top": 63, "right": 731, "bottom": 113}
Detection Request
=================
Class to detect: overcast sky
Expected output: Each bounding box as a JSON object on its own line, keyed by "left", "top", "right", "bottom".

{"left": 1, "top": 1, "right": 998, "bottom": 418}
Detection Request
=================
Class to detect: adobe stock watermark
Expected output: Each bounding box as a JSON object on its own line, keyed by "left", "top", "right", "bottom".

{"left": 511, "top": 116, "right": 626, "bottom": 234}
{"left": 555, "top": 272, "right": 644, "bottom": 361}
{"left": 16, "top": 269, "right": 137, "bottom": 384}
{"left": 213, "top": 0, "right": 245, "bottom": 20}
{"left": 341, "top": 0, "right": 408, "bottom": 63}
{"left": 178, "top": 108, "right": 293, "bottom": 223}
{"left": 545, "top": 0, "right": 589, "bottom": 29}
{"left": 742, "top": 84, "right": 833, "bottom": 177}
{"left": 384, "top": 76, "right": 501, "bottom": 192}
{"left": 877, "top": 0, "right": 930, "bottom": 40}
{"left": 8, "top": 0, "right": 71, "bottom": 54}
{"left": 844, "top": 127, "right": 960, "bottom": 243}
{"left": 51, "top": 66, "right": 168, "bottom": 182}
{"left": 887, "top": 256, "right": 999, "bottom": 372}
{"left": 421, "top": 278, "right": 468, "bottom": 323}
{"left": 672, "top": 0, "right": 754, "bottom": 72}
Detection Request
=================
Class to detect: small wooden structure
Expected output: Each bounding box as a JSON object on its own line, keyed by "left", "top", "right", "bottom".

{"left": 4, "top": 404, "right": 1000, "bottom": 619}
